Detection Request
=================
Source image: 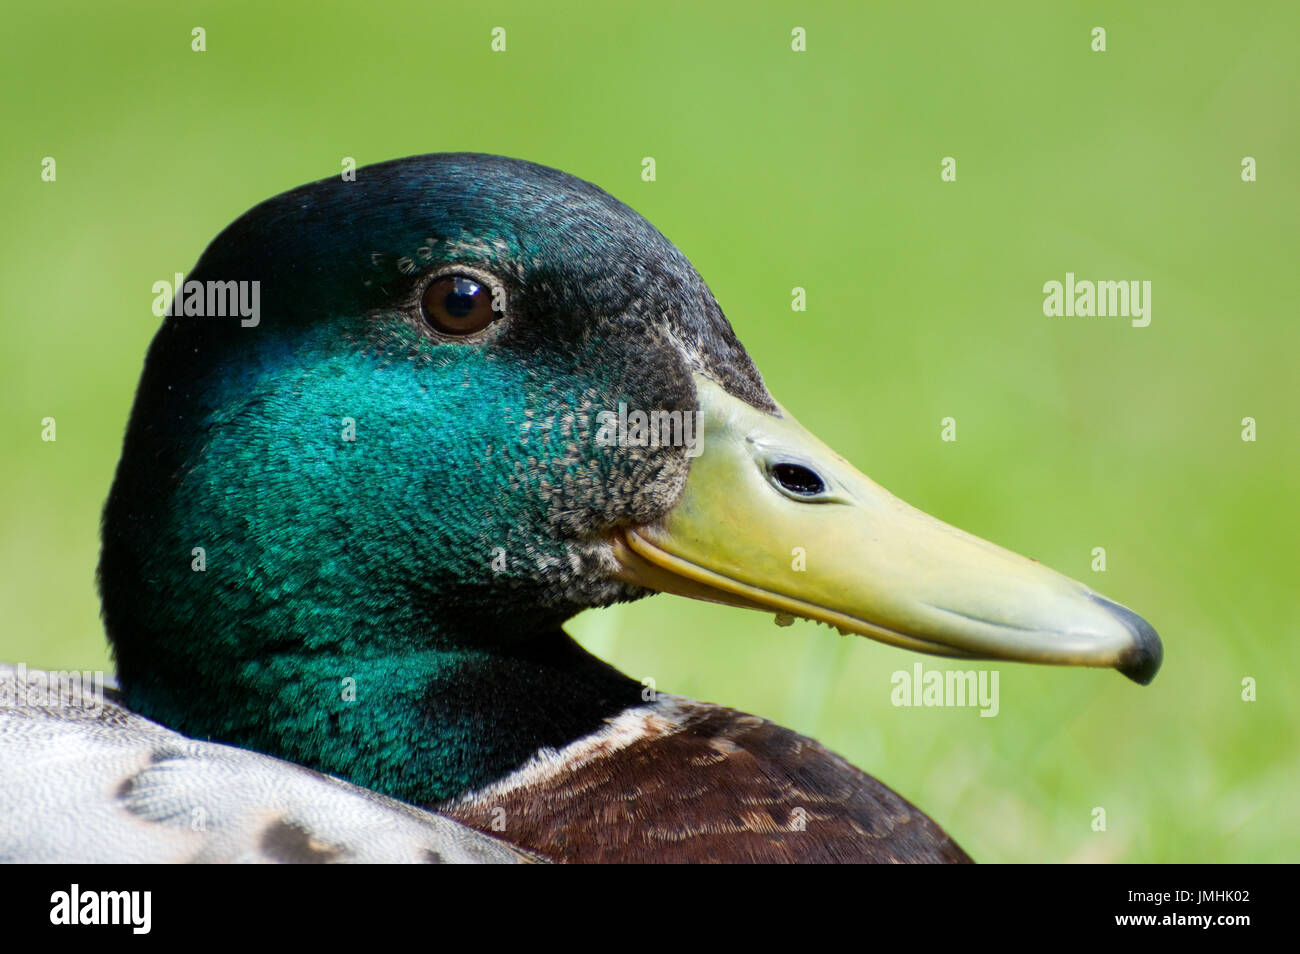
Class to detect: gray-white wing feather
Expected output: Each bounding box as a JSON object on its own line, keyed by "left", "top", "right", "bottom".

{"left": 0, "top": 668, "right": 537, "bottom": 863}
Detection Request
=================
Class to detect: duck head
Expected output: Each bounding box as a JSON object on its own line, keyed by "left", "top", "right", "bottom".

{"left": 100, "top": 154, "right": 1160, "bottom": 805}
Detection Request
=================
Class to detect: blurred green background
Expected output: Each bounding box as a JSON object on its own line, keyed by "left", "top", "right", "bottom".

{"left": 2, "top": 1, "right": 1296, "bottom": 862}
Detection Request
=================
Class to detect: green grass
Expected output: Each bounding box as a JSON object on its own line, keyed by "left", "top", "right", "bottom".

{"left": 2, "top": 0, "right": 1297, "bottom": 861}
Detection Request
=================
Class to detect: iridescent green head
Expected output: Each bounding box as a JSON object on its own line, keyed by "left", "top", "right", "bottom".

{"left": 101, "top": 154, "right": 1160, "bottom": 805}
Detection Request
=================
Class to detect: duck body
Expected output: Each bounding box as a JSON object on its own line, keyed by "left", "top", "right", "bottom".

{"left": 6, "top": 154, "right": 1160, "bottom": 863}
{"left": 0, "top": 668, "right": 963, "bottom": 863}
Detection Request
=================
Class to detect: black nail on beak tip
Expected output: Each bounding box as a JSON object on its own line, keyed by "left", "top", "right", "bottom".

{"left": 1088, "top": 594, "right": 1163, "bottom": 685}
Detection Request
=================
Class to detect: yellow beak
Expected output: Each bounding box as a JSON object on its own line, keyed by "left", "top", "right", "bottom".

{"left": 611, "top": 375, "right": 1162, "bottom": 684}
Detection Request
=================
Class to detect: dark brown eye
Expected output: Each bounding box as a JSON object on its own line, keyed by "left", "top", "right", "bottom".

{"left": 420, "top": 275, "right": 499, "bottom": 335}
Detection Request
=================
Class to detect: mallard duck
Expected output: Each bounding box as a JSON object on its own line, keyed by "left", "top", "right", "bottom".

{"left": 1, "top": 154, "right": 1161, "bottom": 864}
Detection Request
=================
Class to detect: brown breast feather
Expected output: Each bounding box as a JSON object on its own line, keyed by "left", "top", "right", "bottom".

{"left": 441, "top": 701, "right": 972, "bottom": 863}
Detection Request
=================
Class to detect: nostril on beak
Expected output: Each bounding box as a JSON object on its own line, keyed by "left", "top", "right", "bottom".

{"left": 1088, "top": 594, "right": 1164, "bottom": 685}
